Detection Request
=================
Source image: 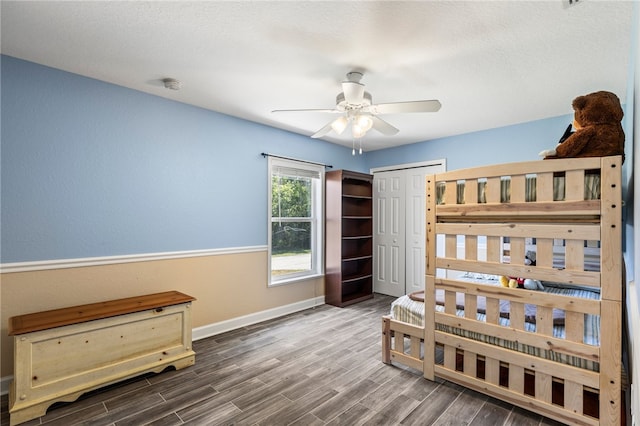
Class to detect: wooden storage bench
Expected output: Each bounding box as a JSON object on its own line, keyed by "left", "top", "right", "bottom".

{"left": 8, "top": 291, "right": 196, "bottom": 426}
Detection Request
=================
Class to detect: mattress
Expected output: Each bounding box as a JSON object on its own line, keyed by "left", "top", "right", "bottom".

{"left": 390, "top": 280, "right": 601, "bottom": 371}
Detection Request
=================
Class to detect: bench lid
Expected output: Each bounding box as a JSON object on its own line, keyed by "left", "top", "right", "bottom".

{"left": 9, "top": 291, "right": 195, "bottom": 336}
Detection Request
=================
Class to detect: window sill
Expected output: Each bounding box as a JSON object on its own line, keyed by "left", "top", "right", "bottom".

{"left": 269, "top": 273, "right": 324, "bottom": 287}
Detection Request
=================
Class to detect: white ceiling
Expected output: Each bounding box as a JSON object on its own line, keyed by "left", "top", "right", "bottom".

{"left": 0, "top": 1, "right": 633, "bottom": 152}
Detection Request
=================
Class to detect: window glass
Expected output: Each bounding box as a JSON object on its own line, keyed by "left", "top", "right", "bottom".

{"left": 269, "top": 157, "right": 324, "bottom": 285}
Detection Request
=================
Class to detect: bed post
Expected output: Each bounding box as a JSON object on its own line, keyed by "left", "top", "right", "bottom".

{"left": 424, "top": 174, "right": 437, "bottom": 381}
{"left": 425, "top": 174, "right": 437, "bottom": 278}
{"left": 423, "top": 276, "right": 435, "bottom": 381}
{"left": 382, "top": 316, "right": 391, "bottom": 364}
{"left": 598, "top": 155, "right": 623, "bottom": 425}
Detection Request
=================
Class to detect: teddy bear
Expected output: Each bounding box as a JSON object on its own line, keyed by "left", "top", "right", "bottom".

{"left": 539, "top": 91, "right": 625, "bottom": 163}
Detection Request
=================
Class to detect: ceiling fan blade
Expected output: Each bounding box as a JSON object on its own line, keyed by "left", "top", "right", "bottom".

{"left": 311, "top": 121, "right": 335, "bottom": 138}
{"left": 272, "top": 108, "right": 339, "bottom": 113}
{"left": 342, "top": 81, "right": 365, "bottom": 104}
{"left": 370, "top": 115, "right": 399, "bottom": 135}
{"left": 372, "top": 100, "right": 441, "bottom": 114}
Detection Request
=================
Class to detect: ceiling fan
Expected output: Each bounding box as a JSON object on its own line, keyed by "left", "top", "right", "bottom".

{"left": 272, "top": 71, "right": 441, "bottom": 139}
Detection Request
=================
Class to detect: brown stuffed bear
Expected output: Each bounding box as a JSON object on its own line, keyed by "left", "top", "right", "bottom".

{"left": 539, "top": 91, "right": 625, "bottom": 163}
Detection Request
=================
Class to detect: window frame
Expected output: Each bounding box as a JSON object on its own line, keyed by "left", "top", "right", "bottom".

{"left": 268, "top": 157, "right": 325, "bottom": 286}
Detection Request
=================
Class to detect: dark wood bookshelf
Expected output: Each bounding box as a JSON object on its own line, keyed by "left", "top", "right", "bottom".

{"left": 325, "top": 169, "right": 374, "bottom": 307}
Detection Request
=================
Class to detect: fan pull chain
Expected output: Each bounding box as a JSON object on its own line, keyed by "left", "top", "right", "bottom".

{"left": 351, "top": 138, "right": 364, "bottom": 156}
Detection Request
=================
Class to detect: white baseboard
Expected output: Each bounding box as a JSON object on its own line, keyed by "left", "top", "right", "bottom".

{"left": 1, "top": 295, "right": 325, "bottom": 396}
{"left": 192, "top": 295, "right": 325, "bottom": 341}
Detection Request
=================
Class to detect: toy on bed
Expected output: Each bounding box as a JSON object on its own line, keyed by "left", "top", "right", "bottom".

{"left": 499, "top": 251, "right": 544, "bottom": 290}
{"left": 499, "top": 275, "right": 544, "bottom": 290}
{"left": 539, "top": 90, "right": 625, "bottom": 163}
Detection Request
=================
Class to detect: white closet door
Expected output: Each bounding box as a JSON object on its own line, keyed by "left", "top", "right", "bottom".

{"left": 373, "top": 162, "right": 445, "bottom": 297}
{"left": 373, "top": 171, "right": 405, "bottom": 297}
{"left": 405, "top": 169, "right": 427, "bottom": 295}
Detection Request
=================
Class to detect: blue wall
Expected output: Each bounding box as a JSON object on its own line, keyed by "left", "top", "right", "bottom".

{"left": 0, "top": 55, "right": 364, "bottom": 262}
{"left": 1, "top": 54, "right": 632, "bottom": 264}
{"left": 365, "top": 115, "right": 574, "bottom": 172}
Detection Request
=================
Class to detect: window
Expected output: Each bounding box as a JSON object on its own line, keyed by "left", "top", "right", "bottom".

{"left": 268, "top": 157, "right": 324, "bottom": 285}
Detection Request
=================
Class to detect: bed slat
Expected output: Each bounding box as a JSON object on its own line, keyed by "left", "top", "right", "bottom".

{"left": 485, "top": 177, "right": 501, "bottom": 203}
{"left": 565, "top": 380, "right": 584, "bottom": 415}
{"left": 510, "top": 237, "right": 525, "bottom": 265}
{"left": 535, "top": 372, "right": 553, "bottom": 403}
{"left": 510, "top": 175, "right": 526, "bottom": 203}
{"left": 465, "top": 235, "right": 478, "bottom": 261}
{"left": 486, "top": 356, "right": 500, "bottom": 386}
{"left": 509, "top": 364, "right": 525, "bottom": 394}
{"left": 436, "top": 199, "right": 601, "bottom": 219}
{"left": 565, "top": 169, "right": 585, "bottom": 201}
{"left": 465, "top": 178, "right": 479, "bottom": 204}
{"left": 436, "top": 222, "right": 601, "bottom": 240}
{"left": 535, "top": 306, "right": 553, "bottom": 336}
{"left": 565, "top": 239, "right": 584, "bottom": 271}
{"left": 565, "top": 311, "right": 584, "bottom": 343}
{"left": 510, "top": 301, "right": 525, "bottom": 330}
{"left": 536, "top": 238, "right": 554, "bottom": 269}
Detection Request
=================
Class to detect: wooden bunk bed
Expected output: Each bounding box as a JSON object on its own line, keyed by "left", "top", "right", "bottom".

{"left": 382, "top": 156, "right": 623, "bottom": 425}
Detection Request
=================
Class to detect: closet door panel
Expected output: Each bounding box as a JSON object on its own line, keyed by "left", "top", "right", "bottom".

{"left": 406, "top": 170, "right": 426, "bottom": 294}
{"left": 373, "top": 172, "right": 405, "bottom": 297}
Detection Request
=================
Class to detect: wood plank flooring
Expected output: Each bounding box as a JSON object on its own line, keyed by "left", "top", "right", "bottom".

{"left": 1, "top": 294, "right": 565, "bottom": 426}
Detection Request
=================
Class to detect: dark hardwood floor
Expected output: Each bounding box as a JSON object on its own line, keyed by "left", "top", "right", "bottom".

{"left": 1, "top": 294, "right": 565, "bottom": 426}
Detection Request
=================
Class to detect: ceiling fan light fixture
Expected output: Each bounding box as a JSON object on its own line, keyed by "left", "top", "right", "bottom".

{"left": 331, "top": 116, "right": 349, "bottom": 135}
{"left": 355, "top": 114, "right": 373, "bottom": 132}
{"left": 352, "top": 123, "right": 366, "bottom": 139}
{"left": 350, "top": 113, "right": 373, "bottom": 138}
